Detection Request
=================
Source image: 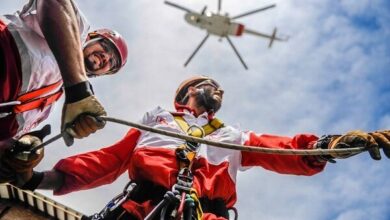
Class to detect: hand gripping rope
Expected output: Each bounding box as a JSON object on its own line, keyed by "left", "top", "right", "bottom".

{"left": 30, "top": 116, "right": 370, "bottom": 156}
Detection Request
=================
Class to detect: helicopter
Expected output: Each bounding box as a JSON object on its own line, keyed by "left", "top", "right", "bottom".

{"left": 165, "top": 0, "right": 289, "bottom": 69}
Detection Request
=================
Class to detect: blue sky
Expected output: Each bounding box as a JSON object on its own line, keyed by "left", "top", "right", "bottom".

{"left": 2, "top": 0, "right": 390, "bottom": 219}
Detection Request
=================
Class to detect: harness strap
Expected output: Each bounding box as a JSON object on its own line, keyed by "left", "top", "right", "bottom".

{"left": 173, "top": 115, "right": 224, "bottom": 137}
{"left": 17, "top": 81, "right": 62, "bottom": 102}
{"left": 171, "top": 115, "right": 225, "bottom": 220}
{"left": 14, "top": 90, "right": 63, "bottom": 113}
{"left": 9, "top": 81, "right": 63, "bottom": 114}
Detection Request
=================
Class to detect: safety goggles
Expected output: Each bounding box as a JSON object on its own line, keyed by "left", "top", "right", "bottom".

{"left": 193, "top": 79, "right": 224, "bottom": 95}
{"left": 99, "top": 39, "right": 121, "bottom": 72}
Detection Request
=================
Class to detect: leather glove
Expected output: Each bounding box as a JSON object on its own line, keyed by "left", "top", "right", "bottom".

{"left": 328, "top": 130, "right": 390, "bottom": 160}
{"left": 61, "top": 81, "right": 106, "bottom": 146}
{"left": 367, "top": 130, "right": 390, "bottom": 160}
{"left": 2, "top": 125, "right": 50, "bottom": 173}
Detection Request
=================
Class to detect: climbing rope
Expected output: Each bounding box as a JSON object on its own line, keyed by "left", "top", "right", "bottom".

{"left": 31, "top": 116, "right": 370, "bottom": 156}
{"left": 99, "top": 116, "right": 368, "bottom": 156}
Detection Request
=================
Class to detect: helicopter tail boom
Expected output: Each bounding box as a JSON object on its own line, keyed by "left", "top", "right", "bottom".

{"left": 244, "top": 28, "right": 288, "bottom": 47}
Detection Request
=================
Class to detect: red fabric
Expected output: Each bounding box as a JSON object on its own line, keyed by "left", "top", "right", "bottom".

{"left": 235, "top": 24, "right": 245, "bottom": 36}
{"left": 14, "top": 89, "right": 63, "bottom": 113}
{"left": 17, "top": 80, "right": 62, "bottom": 102}
{"left": 242, "top": 133, "right": 325, "bottom": 175}
{"left": 54, "top": 129, "right": 325, "bottom": 219}
{"left": 0, "top": 19, "right": 22, "bottom": 141}
{"left": 54, "top": 128, "right": 141, "bottom": 195}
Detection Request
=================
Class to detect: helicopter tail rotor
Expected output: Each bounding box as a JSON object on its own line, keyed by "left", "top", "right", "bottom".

{"left": 244, "top": 27, "right": 288, "bottom": 48}
{"left": 268, "top": 28, "right": 277, "bottom": 48}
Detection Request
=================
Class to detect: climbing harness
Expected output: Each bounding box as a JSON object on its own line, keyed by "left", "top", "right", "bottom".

{"left": 89, "top": 181, "right": 137, "bottom": 220}
{"left": 0, "top": 81, "right": 63, "bottom": 118}
{"left": 145, "top": 116, "right": 210, "bottom": 220}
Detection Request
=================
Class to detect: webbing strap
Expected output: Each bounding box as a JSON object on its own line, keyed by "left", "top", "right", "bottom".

{"left": 9, "top": 81, "right": 64, "bottom": 114}
{"left": 13, "top": 90, "right": 63, "bottom": 113}
{"left": 17, "top": 81, "right": 62, "bottom": 102}
{"left": 173, "top": 115, "right": 224, "bottom": 137}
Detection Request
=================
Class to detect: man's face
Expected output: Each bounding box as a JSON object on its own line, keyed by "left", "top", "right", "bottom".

{"left": 83, "top": 39, "right": 120, "bottom": 76}
{"left": 192, "top": 84, "right": 224, "bottom": 113}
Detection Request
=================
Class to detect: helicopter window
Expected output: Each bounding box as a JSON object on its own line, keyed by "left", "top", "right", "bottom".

{"left": 190, "top": 15, "right": 200, "bottom": 23}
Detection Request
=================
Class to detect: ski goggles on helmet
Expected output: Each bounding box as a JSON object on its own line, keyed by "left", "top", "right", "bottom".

{"left": 180, "top": 79, "right": 224, "bottom": 104}
{"left": 193, "top": 79, "right": 224, "bottom": 95}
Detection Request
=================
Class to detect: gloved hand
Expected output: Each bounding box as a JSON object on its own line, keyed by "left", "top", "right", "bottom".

{"left": 61, "top": 81, "right": 107, "bottom": 146}
{"left": 2, "top": 125, "right": 50, "bottom": 173}
{"left": 367, "top": 130, "right": 390, "bottom": 159}
{"left": 0, "top": 125, "right": 50, "bottom": 186}
{"left": 328, "top": 130, "right": 390, "bottom": 160}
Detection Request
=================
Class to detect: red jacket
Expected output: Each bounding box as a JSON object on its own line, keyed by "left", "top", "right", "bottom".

{"left": 54, "top": 107, "right": 326, "bottom": 219}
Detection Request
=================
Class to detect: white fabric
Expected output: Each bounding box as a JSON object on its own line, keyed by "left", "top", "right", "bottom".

{"left": 137, "top": 106, "right": 244, "bottom": 182}
{"left": 2, "top": 0, "right": 90, "bottom": 138}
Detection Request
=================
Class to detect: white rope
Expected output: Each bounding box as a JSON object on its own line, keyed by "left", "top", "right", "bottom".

{"left": 100, "top": 116, "right": 367, "bottom": 156}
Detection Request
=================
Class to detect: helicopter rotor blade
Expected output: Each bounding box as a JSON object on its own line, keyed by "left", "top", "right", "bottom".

{"left": 225, "top": 36, "right": 248, "bottom": 70}
{"left": 201, "top": 5, "right": 207, "bottom": 15}
{"left": 164, "top": 1, "right": 194, "bottom": 13}
{"left": 184, "top": 34, "right": 210, "bottom": 67}
{"left": 231, "top": 4, "right": 276, "bottom": 20}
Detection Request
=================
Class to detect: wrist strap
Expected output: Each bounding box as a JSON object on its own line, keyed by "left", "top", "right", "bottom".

{"left": 64, "top": 81, "right": 94, "bottom": 104}
{"left": 315, "top": 135, "right": 337, "bottom": 163}
{"left": 21, "top": 171, "right": 44, "bottom": 191}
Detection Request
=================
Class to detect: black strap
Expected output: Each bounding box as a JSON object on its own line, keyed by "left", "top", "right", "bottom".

{"left": 129, "top": 181, "right": 167, "bottom": 205}
{"left": 64, "top": 81, "right": 94, "bottom": 104}
{"left": 199, "top": 197, "right": 229, "bottom": 218}
{"left": 128, "top": 181, "right": 229, "bottom": 218}
{"left": 20, "top": 171, "right": 44, "bottom": 191}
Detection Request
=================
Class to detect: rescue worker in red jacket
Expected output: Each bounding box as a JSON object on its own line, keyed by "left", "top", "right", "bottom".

{"left": 0, "top": 0, "right": 128, "bottom": 181}
{"left": 4, "top": 76, "right": 390, "bottom": 220}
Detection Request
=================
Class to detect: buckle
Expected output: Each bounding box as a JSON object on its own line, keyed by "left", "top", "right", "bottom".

{"left": 0, "top": 112, "right": 12, "bottom": 118}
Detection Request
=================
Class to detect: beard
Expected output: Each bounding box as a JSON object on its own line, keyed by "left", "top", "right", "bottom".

{"left": 84, "top": 57, "right": 95, "bottom": 72}
{"left": 195, "top": 87, "right": 222, "bottom": 114}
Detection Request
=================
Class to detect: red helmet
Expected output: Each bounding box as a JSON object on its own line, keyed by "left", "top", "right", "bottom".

{"left": 174, "top": 75, "right": 223, "bottom": 111}
{"left": 87, "top": 28, "right": 128, "bottom": 73}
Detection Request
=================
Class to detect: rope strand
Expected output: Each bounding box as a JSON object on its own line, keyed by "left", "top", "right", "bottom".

{"left": 30, "top": 116, "right": 369, "bottom": 156}
{"left": 99, "top": 116, "right": 368, "bottom": 156}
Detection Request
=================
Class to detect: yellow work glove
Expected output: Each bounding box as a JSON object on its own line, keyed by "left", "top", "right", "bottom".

{"left": 61, "top": 81, "right": 107, "bottom": 146}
